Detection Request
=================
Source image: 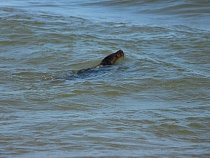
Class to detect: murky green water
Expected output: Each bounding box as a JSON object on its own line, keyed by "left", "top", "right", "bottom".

{"left": 1, "top": 0, "right": 210, "bottom": 157}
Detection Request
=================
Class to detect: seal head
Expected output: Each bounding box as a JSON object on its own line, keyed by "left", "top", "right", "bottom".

{"left": 77, "top": 50, "right": 124, "bottom": 74}
{"left": 100, "top": 50, "right": 124, "bottom": 65}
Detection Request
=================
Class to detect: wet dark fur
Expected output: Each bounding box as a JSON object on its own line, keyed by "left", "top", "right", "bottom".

{"left": 77, "top": 50, "right": 124, "bottom": 74}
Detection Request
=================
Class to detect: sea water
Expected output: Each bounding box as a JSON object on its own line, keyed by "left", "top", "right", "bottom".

{"left": 0, "top": 0, "right": 210, "bottom": 157}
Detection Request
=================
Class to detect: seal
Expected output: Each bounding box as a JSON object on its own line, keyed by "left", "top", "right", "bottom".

{"left": 77, "top": 50, "right": 124, "bottom": 74}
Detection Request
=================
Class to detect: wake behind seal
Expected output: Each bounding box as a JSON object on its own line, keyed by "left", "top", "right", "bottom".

{"left": 50, "top": 50, "right": 125, "bottom": 80}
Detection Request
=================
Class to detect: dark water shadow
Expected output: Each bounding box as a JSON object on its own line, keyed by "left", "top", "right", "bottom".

{"left": 42, "top": 65, "right": 121, "bottom": 83}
